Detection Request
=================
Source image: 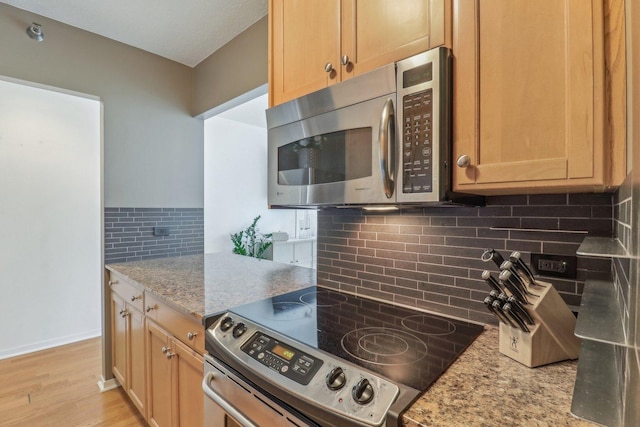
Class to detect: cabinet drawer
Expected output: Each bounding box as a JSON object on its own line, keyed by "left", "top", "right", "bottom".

{"left": 144, "top": 293, "right": 205, "bottom": 354}
{"left": 108, "top": 272, "right": 144, "bottom": 313}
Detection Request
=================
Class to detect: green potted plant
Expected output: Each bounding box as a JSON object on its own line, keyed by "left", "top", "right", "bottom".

{"left": 230, "top": 216, "right": 273, "bottom": 259}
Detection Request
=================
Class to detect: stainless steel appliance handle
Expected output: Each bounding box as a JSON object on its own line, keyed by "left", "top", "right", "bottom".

{"left": 378, "top": 97, "right": 395, "bottom": 198}
{"left": 202, "top": 371, "right": 259, "bottom": 427}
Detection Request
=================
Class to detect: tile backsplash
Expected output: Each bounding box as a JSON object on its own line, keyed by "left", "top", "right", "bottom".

{"left": 317, "top": 193, "right": 613, "bottom": 324}
{"left": 104, "top": 207, "right": 204, "bottom": 264}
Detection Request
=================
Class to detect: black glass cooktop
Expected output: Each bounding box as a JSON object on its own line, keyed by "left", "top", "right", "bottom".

{"left": 227, "top": 286, "right": 483, "bottom": 392}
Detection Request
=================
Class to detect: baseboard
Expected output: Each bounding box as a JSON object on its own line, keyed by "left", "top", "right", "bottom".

{"left": 97, "top": 376, "right": 120, "bottom": 392}
{"left": 0, "top": 329, "right": 102, "bottom": 360}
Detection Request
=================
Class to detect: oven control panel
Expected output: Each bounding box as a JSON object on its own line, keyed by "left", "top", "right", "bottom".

{"left": 240, "top": 332, "right": 323, "bottom": 386}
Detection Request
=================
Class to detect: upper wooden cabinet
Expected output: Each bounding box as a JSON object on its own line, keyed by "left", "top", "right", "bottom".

{"left": 452, "top": 0, "right": 626, "bottom": 194}
{"left": 269, "top": 0, "right": 450, "bottom": 106}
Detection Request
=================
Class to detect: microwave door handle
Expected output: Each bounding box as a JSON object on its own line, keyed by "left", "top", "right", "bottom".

{"left": 379, "top": 97, "right": 396, "bottom": 198}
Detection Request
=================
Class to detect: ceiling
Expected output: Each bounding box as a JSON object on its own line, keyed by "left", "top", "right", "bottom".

{"left": 216, "top": 93, "right": 267, "bottom": 128}
{"left": 1, "top": 0, "right": 268, "bottom": 67}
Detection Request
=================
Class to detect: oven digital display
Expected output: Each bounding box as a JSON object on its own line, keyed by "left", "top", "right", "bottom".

{"left": 272, "top": 344, "right": 295, "bottom": 361}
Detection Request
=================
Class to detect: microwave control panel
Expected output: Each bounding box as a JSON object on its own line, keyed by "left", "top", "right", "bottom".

{"left": 402, "top": 88, "right": 433, "bottom": 193}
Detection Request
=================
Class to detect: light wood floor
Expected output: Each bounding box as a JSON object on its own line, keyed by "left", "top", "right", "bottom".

{"left": 0, "top": 337, "right": 146, "bottom": 427}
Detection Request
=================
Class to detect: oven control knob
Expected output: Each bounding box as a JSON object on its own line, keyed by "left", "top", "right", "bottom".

{"left": 352, "top": 378, "right": 374, "bottom": 405}
{"left": 326, "top": 367, "right": 346, "bottom": 391}
{"left": 220, "top": 317, "right": 234, "bottom": 332}
{"left": 232, "top": 322, "right": 247, "bottom": 338}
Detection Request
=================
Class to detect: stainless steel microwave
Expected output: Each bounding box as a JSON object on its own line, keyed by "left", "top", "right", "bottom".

{"left": 266, "top": 47, "right": 480, "bottom": 208}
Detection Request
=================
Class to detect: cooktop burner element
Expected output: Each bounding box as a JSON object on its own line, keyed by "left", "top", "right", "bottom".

{"left": 299, "top": 288, "right": 348, "bottom": 307}
{"left": 341, "top": 327, "right": 429, "bottom": 366}
{"left": 401, "top": 314, "right": 457, "bottom": 336}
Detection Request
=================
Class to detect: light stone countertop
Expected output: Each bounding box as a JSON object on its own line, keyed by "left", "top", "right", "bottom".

{"left": 106, "top": 254, "right": 590, "bottom": 426}
{"left": 403, "top": 327, "right": 594, "bottom": 427}
{"left": 106, "top": 252, "right": 316, "bottom": 321}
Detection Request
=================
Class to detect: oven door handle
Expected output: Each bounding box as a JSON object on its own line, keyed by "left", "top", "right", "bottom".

{"left": 202, "top": 371, "right": 260, "bottom": 427}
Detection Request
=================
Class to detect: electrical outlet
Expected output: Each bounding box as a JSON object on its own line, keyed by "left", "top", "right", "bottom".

{"left": 153, "top": 227, "right": 170, "bottom": 236}
{"left": 530, "top": 253, "right": 577, "bottom": 279}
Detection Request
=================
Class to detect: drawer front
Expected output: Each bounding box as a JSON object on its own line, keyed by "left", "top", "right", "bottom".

{"left": 108, "top": 272, "right": 144, "bottom": 313}
{"left": 145, "top": 293, "right": 204, "bottom": 354}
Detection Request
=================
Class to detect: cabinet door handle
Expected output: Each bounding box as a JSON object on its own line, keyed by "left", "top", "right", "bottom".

{"left": 130, "top": 295, "right": 142, "bottom": 302}
{"left": 341, "top": 55, "right": 350, "bottom": 66}
{"left": 324, "top": 62, "right": 334, "bottom": 73}
{"left": 108, "top": 279, "right": 119, "bottom": 286}
{"left": 187, "top": 332, "right": 198, "bottom": 340}
{"left": 456, "top": 154, "right": 471, "bottom": 168}
{"left": 121, "top": 310, "right": 129, "bottom": 318}
{"left": 161, "top": 346, "right": 170, "bottom": 354}
{"left": 166, "top": 352, "right": 175, "bottom": 360}
{"left": 146, "top": 305, "right": 157, "bottom": 313}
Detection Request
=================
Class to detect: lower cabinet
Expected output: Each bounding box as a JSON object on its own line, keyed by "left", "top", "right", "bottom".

{"left": 110, "top": 280, "right": 147, "bottom": 418}
{"left": 108, "top": 271, "right": 204, "bottom": 427}
{"left": 146, "top": 321, "right": 204, "bottom": 427}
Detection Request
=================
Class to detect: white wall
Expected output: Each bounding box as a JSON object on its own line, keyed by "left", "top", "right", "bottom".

{"left": 0, "top": 78, "right": 101, "bottom": 359}
{"left": 204, "top": 95, "right": 298, "bottom": 253}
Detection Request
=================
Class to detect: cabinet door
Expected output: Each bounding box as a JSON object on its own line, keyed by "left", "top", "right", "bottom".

{"left": 147, "top": 321, "right": 173, "bottom": 427}
{"left": 128, "top": 306, "right": 146, "bottom": 418}
{"left": 111, "top": 293, "right": 127, "bottom": 388}
{"left": 453, "top": 0, "right": 606, "bottom": 193}
{"left": 341, "top": 0, "right": 443, "bottom": 79}
{"left": 270, "top": 0, "right": 341, "bottom": 106}
{"left": 173, "top": 338, "right": 204, "bottom": 427}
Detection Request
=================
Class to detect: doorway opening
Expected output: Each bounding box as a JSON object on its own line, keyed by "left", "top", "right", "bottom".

{"left": 0, "top": 77, "right": 102, "bottom": 360}
{"left": 203, "top": 88, "right": 316, "bottom": 267}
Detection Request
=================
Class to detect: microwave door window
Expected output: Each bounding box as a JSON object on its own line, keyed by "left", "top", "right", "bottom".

{"left": 277, "top": 128, "right": 372, "bottom": 186}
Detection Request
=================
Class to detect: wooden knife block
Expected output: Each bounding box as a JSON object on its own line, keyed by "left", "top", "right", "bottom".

{"left": 498, "top": 280, "right": 580, "bottom": 368}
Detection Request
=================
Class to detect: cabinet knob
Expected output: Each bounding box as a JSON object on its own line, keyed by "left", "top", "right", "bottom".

{"left": 130, "top": 295, "right": 142, "bottom": 302}
{"left": 324, "top": 62, "right": 334, "bottom": 73}
{"left": 108, "top": 279, "right": 118, "bottom": 286}
{"left": 456, "top": 154, "right": 471, "bottom": 168}
{"left": 187, "top": 332, "right": 198, "bottom": 340}
{"left": 121, "top": 310, "right": 129, "bottom": 318}
{"left": 119, "top": 309, "right": 126, "bottom": 316}
{"left": 166, "top": 352, "right": 175, "bottom": 360}
{"left": 161, "top": 346, "right": 170, "bottom": 354}
{"left": 145, "top": 305, "right": 157, "bottom": 313}
{"left": 341, "top": 55, "right": 350, "bottom": 66}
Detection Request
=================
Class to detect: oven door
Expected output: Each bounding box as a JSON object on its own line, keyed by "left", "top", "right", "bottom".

{"left": 268, "top": 94, "right": 397, "bottom": 207}
{"left": 203, "top": 355, "right": 317, "bottom": 427}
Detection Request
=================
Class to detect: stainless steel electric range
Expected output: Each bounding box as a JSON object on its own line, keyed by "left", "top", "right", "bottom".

{"left": 203, "top": 286, "right": 483, "bottom": 427}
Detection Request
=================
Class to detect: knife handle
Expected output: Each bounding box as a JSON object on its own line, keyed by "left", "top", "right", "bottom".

{"left": 492, "top": 300, "right": 518, "bottom": 328}
{"left": 507, "top": 296, "right": 535, "bottom": 325}
{"left": 485, "top": 297, "right": 513, "bottom": 327}
{"left": 503, "top": 303, "right": 530, "bottom": 333}
{"left": 510, "top": 251, "right": 543, "bottom": 287}
{"left": 499, "top": 270, "right": 531, "bottom": 304}
{"left": 481, "top": 270, "right": 503, "bottom": 293}
{"left": 482, "top": 248, "right": 505, "bottom": 269}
